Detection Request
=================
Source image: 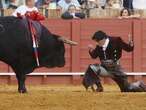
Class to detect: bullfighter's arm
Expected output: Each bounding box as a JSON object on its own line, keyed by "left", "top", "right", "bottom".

{"left": 119, "top": 37, "right": 134, "bottom": 52}
{"left": 89, "top": 46, "right": 99, "bottom": 59}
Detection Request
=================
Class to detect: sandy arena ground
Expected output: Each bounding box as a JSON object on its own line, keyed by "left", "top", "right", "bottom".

{"left": 0, "top": 85, "right": 146, "bottom": 110}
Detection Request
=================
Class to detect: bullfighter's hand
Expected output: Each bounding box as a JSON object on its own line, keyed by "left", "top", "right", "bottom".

{"left": 88, "top": 44, "right": 94, "bottom": 51}
{"left": 128, "top": 34, "right": 134, "bottom": 47}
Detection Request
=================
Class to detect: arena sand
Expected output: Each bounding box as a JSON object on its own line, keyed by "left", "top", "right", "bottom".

{"left": 0, "top": 85, "right": 146, "bottom": 110}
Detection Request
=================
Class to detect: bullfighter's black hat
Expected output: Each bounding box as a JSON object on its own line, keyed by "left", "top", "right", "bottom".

{"left": 92, "top": 30, "right": 107, "bottom": 41}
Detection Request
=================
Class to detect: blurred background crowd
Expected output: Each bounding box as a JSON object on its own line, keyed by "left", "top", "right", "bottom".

{"left": 0, "top": 0, "right": 146, "bottom": 19}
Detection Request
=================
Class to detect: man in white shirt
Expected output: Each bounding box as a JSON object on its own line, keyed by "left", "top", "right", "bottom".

{"left": 13, "top": 0, "right": 38, "bottom": 17}
{"left": 58, "top": 0, "right": 80, "bottom": 12}
{"left": 133, "top": 0, "right": 146, "bottom": 9}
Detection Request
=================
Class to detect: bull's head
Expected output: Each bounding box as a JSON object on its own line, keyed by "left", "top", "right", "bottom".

{"left": 40, "top": 32, "right": 77, "bottom": 68}
{"left": 53, "top": 35, "right": 77, "bottom": 67}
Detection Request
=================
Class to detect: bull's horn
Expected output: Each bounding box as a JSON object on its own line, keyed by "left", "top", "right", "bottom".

{"left": 58, "top": 37, "right": 78, "bottom": 46}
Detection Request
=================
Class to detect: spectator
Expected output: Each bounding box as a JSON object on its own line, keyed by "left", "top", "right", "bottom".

{"left": 12, "top": 0, "right": 38, "bottom": 17}
{"left": 78, "top": 0, "right": 85, "bottom": 5}
{"left": 17, "top": 0, "right": 26, "bottom": 6}
{"left": 105, "top": 0, "right": 123, "bottom": 9}
{"left": 35, "top": 0, "right": 44, "bottom": 8}
{"left": 8, "top": 0, "right": 18, "bottom": 9}
{"left": 42, "top": 0, "right": 50, "bottom": 8}
{"left": 88, "top": 0, "right": 99, "bottom": 9}
{"left": 81, "top": 0, "right": 107, "bottom": 9}
{"left": 0, "top": 0, "right": 3, "bottom": 9}
{"left": 133, "top": 0, "right": 146, "bottom": 9}
{"left": 118, "top": 8, "right": 140, "bottom": 19}
{"left": 119, "top": 8, "right": 131, "bottom": 18}
{"left": 0, "top": 1, "right": 2, "bottom": 16}
{"left": 42, "top": 0, "right": 58, "bottom": 9}
{"left": 57, "top": 0, "right": 80, "bottom": 12}
{"left": 123, "top": 0, "right": 133, "bottom": 10}
{"left": 1, "top": 0, "right": 8, "bottom": 9}
{"left": 48, "top": 0, "right": 57, "bottom": 9}
{"left": 98, "top": 0, "right": 106, "bottom": 9}
{"left": 61, "top": 4, "right": 85, "bottom": 19}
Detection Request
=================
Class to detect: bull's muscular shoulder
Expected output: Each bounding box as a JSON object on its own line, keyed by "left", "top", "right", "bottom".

{"left": 0, "top": 16, "right": 36, "bottom": 74}
{"left": 0, "top": 16, "right": 24, "bottom": 34}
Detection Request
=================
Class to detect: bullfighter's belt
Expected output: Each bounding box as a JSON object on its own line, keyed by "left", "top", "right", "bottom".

{"left": 101, "top": 59, "right": 120, "bottom": 68}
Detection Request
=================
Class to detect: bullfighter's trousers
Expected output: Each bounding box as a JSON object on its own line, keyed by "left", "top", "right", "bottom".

{"left": 83, "top": 64, "right": 146, "bottom": 92}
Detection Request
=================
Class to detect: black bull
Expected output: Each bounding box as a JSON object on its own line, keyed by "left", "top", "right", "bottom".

{"left": 0, "top": 16, "right": 77, "bottom": 93}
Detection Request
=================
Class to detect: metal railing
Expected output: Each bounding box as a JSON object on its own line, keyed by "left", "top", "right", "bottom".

{"left": 0, "top": 72, "right": 145, "bottom": 76}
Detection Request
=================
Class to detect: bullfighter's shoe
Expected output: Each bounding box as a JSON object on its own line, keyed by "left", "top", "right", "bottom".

{"left": 95, "top": 82, "right": 104, "bottom": 92}
{"left": 139, "top": 81, "right": 146, "bottom": 92}
{"left": 129, "top": 80, "right": 146, "bottom": 92}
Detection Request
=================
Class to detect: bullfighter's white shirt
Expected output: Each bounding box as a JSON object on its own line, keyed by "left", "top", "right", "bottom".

{"left": 12, "top": 5, "right": 38, "bottom": 17}
{"left": 133, "top": 0, "right": 146, "bottom": 9}
{"left": 102, "top": 38, "right": 109, "bottom": 51}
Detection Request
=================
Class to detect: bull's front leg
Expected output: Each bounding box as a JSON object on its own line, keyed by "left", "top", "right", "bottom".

{"left": 16, "top": 74, "right": 27, "bottom": 93}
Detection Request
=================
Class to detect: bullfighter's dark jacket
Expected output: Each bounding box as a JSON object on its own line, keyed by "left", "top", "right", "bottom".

{"left": 89, "top": 36, "right": 134, "bottom": 62}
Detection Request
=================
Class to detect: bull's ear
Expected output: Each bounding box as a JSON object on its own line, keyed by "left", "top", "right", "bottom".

{"left": 58, "top": 37, "right": 78, "bottom": 46}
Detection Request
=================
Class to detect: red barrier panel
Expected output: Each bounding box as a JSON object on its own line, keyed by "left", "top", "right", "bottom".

{"left": 0, "top": 62, "right": 8, "bottom": 72}
{"left": 132, "top": 19, "right": 146, "bottom": 72}
{"left": 141, "top": 19, "right": 146, "bottom": 72}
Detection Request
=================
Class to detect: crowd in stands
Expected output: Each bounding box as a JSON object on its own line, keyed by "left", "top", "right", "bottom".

{"left": 0, "top": 0, "right": 146, "bottom": 19}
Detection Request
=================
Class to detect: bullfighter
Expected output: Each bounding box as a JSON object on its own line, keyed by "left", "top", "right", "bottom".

{"left": 82, "top": 30, "right": 146, "bottom": 92}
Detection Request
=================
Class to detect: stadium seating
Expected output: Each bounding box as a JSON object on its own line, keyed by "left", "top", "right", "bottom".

{"left": 1, "top": 8, "right": 146, "bottom": 18}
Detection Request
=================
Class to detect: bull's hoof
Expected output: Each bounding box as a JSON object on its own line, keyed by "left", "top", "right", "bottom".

{"left": 91, "top": 86, "right": 96, "bottom": 92}
{"left": 18, "top": 89, "right": 27, "bottom": 93}
{"left": 96, "top": 88, "right": 103, "bottom": 92}
{"left": 139, "top": 81, "right": 146, "bottom": 92}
